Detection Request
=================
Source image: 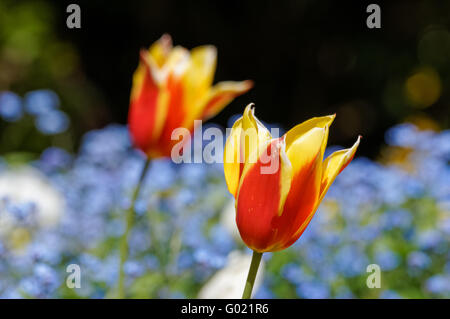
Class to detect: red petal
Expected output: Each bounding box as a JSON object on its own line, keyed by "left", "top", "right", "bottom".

{"left": 271, "top": 146, "right": 322, "bottom": 250}
{"left": 236, "top": 139, "right": 283, "bottom": 252}
{"left": 128, "top": 53, "right": 160, "bottom": 154}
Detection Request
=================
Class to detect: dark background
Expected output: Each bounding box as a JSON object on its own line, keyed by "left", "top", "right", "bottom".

{"left": 5, "top": 0, "right": 450, "bottom": 158}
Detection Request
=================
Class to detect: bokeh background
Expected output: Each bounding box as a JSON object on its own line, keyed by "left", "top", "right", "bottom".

{"left": 0, "top": 0, "right": 449, "bottom": 298}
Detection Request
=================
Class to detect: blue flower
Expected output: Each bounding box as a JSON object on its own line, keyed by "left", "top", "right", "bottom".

{"left": 296, "top": 281, "right": 330, "bottom": 299}
{"left": 79, "top": 124, "right": 131, "bottom": 168}
{"left": 304, "top": 243, "right": 327, "bottom": 267}
{"left": 35, "top": 110, "right": 70, "bottom": 135}
{"left": 380, "top": 209, "right": 412, "bottom": 231}
{"left": 208, "top": 225, "right": 235, "bottom": 254}
{"left": 407, "top": 251, "right": 431, "bottom": 270}
{"left": 432, "top": 129, "right": 450, "bottom": 160}
{"left": 0, "top": 91, "right": 23, "bottom": 122}
{"left": 385, "top": 123, "right": 427, "bottom": 149}
{"left": 440, "top": 218, "right": 450, "bottom": 235}
{"left": 334, "top": 246, "right": 369, "bottom": 277}
{"left": 416, "top": 230, "right": 443, "bottom": 251}
{"left": 281, "top": 263, "right": 311, "bottom": 285}
{"left": 425, "top": 275, "right": 450, "bottom": 295}
{"left": 253, "top": 284, "right": 275, "bottom": 299}
{"left": 335, "top": 286, "right": 354, "bottom": 299}
{"left": 380, "top": 290, "right": 402, "bottom": 299}
{"left": 37, "top": 147, "right": 72, "bottom": 172}
{"left": 168, "top": 291, "right": 186, "bottom": 299}
{"left": 177, "top": 251, "right": 194, "bottom": 270}
{"left": 124, "top": 260, "right": 145, "bottom": 278}
{"left": 24, "top": 90, "right": 60, "bottom": 116}
{"left": 19, "top": 263, "right": 60, "bottom": 298}
{"left": 144, "top": 159, "right": 176, "bottom": 191}
{"left": 375, "top": 249, "right": 401, "bottom": 271}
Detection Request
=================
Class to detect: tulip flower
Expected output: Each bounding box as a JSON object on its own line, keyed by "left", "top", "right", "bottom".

{"left": 128, "top": 34, "right": 253, "bottom": 158}
{"left": 224, "top": 104, "right": 360, "bottom": 298}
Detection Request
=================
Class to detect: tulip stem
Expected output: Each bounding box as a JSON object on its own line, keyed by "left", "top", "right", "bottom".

{"left": 117, "top": 158, "right": 151, "bottom": 299}
{"left": 242, "top": 250, "right": 263, "bottom": 299}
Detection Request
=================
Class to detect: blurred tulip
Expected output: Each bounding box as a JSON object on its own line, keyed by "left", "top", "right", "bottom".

{"left": 128, "top": 34, "right": 253, "bottom": 158}
{"left": 224, "top": 104, "right": 360, "bottom": 252}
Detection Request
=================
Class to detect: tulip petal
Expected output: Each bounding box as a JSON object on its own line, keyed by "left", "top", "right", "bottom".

{"left": 279, "top": 133, "right": 360, "bottom": 249}
{"left": 319, "top": 135, "right": 361, "bottom": 202}
{"left": 148, "top": 34, "right": 173, "bottom": 67}
{"left": 240, "top": 103, "right": 272, "bottom": 166}
{"left": 149, "top": 73, "right": 186, "bottom": 157}
{"left": 285, "top": 114, "right": 335, "bottom": 156}
{"left": 128, "top": 51, "right": 165, "bottom": 153}
{"left": 183, "top": 45, "right": 217, "bottom": 104}
{"left": 139, "top": 47, "right": 192, "bottom": 157}
{"left": 200, "top": 80, "right": 253, "bottom": 121}
{"left": 285, "top": 126, "right": 327, "bottom": 184}
{"left": 270, "top": 127, "right": 327, "bottom": 250}
{"left": 224, "top": 117, "right": 243, "bottom": 197}
{"left": 236, "top": 138, "right": 291, "bottom": 252}
{"left": 159, "top": 46, "right": 191, "bottom": 79}
{"left": 130, "top": 47, "right": 190, "bottom": 157}
{"left": 224, "top": 104, "right": 273, "bottom": 197}
{"left": 180, "top": 45, "right": 219, "bottom": 128}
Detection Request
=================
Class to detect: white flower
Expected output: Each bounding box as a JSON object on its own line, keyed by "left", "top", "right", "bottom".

{"left": 0, "top": 166, "right": 64, "bottom": 237}
{"left": 198, "top": 250, "right": 264, "bottom": 299}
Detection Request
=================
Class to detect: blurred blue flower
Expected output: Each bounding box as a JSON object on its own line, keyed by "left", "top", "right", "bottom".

{"left": 24, "top": 90, "right": 60, "bottom": 116}
{"left": 380, "top": 209, "right": 412, "bottom": 231}
{"left": 281, "top": 263, "right": 311, "bottom": 285}
{"left": 425, "top": 275, "right": 450, "bottom": 295}
{"left": 37, "top": 147, "right": 72, "bottom": 172}
{"left": 407, "top": 251, "right": 431, "bottom": 270}
{"left": 168, "top": 291, "right": 186, "bottom": 299}
{"left": 296, "top": 281, "right": 330, "bottom": 299}
{"left": 335, "top": 286, "right": 354, "bottom": 299}
{"left": 0, "top": 91, "right": 23, "bottom": 122}
{"left": 144, "top": 159, "right": 176, "bottom": 191}
{"left": 439, "top": 218, "right": 450, "bottom": 235}
{"left": 254, "top": 283, "right": 275, "bottom": 299}
{"left": 124, "top": 260, "right": 145, "bottom": 278}
{"left": 19, "top": 263, "right": 60, "bottom": 298}
{"left": 79, "top": 124, "right": 132, "bottom": 171}
{"left": 177, "top": 251, "right": 195, "bottom": 271}
{"left": 334, "top": 246, "right": 369, "bottom": 277}
{"left": 209, "top": 225, "right": 235, "bottom": 254}
{"left": 375, "top": 249, "right": 401, "bottom": 271}
{"left": 432, "top": 129, "right": 450, "bottom": 159}
{"left": 179, "top": 164, "right": 207, "bottom": 187}
{"left": 416, "top": 230, "right": 443, "bottom": 251}
{"left": 35, "top": 110, "right": 70, "bottom": 135}
{"left": 384, "top": 123, "right": 431, "bottom": 150}
{"left": 304, "top": 243, "right": 327, "bottom": 267}
{"left": 380, "top": 290, "right": 402, "bottom": 299}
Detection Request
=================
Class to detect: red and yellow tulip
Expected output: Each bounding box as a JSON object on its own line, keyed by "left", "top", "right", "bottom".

{"left": 224, "top": 104, "right": 360, "bottom": 252}
{"left": 128, "top": 34, "right": 253, "bottom": 158}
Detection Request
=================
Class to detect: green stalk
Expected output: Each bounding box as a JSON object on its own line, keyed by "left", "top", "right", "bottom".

{"left": 117, "top": 158, "right": 151, "bottom": 298}
{"left": 242, "top": 250, "right": 263, "bottom": 299}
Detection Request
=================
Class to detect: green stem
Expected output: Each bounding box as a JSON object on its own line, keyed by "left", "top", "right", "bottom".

{"left": 117, "top": 158, "right": 151, "bottom": 298}
{"left": 242, "top": 251, "right": 263, "bottom": 299}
